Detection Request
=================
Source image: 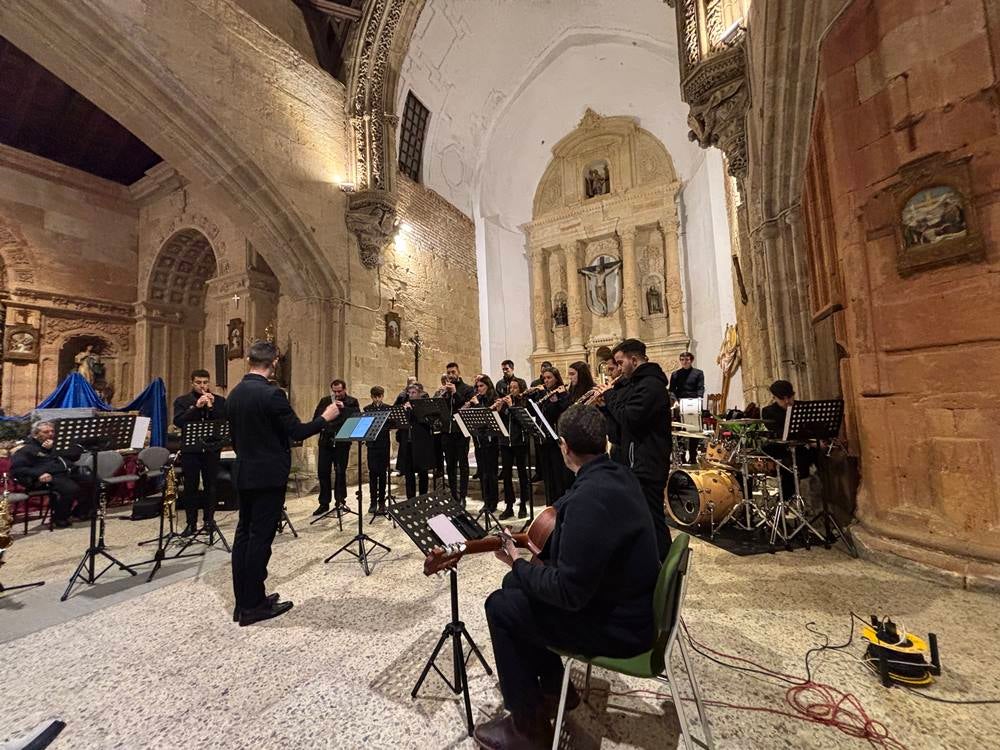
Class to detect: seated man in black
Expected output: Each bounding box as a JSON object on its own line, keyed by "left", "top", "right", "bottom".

{"left": 762, "top": 379, "right": 817, "bottom": 501}
{"left": 476, "top": 404, "right": 660, "bottom": 749}
{"left": 11, "top": 421, "right": 86, "bottom": 528}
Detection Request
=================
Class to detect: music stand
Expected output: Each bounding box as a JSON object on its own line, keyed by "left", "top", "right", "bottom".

{"left": 527, "top": 400, "right": 559, "bottom": 507}
{"left": 174, "top": 420, "right": 231, "bottom": 554}
{"left": 137, "top": 451, "right": 205, "bottom": 583}
{"left": 309, "top": 416, "right": 359, "bottom": 530}
{"left": 54, "top": 414, "right": 140, "bottom": 601}
{"left": 454, "top": 408, "right": 507, "bottom": 532}
{"left": 388, "top": 494, "right": 493, "bottom": 736}
{"left": 410, "top": 398, "right": 451, "bottom": 497}
{"left": 509, "top": 407, "right": 544, "bottom": 532}
{"left": 323, "top": 413, "right": 392, "bottom": 575}
{"left": 781, "top": 399, "right": 856, "bottom": 556}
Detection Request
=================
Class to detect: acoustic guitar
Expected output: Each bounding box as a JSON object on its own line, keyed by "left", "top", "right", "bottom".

{"left": 422, "top": 506, "right": 557, "bottom": 576}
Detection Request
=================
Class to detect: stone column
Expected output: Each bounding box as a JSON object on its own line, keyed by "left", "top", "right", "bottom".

{"left": 759, "top": 223, "right": 790, "bottom": 381}
{"left": 619, "top": 227, "right": 640, "bottom": 339}
{"left": 564, "top": 241, "right": 585, "bottom": 348}
{"left": 530, "top": 246, "right": 552, "bottom": 354}
{"left": 658, "top": 218, "right": 685, "bottom": 336}
{"left": 785, "top": 209, "right": 818, "bottom": 397}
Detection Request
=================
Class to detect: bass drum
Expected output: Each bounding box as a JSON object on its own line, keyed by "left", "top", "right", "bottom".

{"left": 666, "top": 468, "right": 742, "bottom": 528}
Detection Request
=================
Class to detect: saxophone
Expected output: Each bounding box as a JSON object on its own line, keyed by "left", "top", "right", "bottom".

{"left": 163, "top": 459, "right": 178, "bottom": 522}
{"left": 1, "top": 472, "right": 13, "bottom": 551}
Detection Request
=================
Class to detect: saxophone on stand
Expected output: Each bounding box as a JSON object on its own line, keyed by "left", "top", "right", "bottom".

{"left": 1, "top": 472, "right": 14, "bottom": 553}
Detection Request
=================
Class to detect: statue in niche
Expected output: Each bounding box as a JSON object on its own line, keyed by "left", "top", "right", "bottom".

{"left": 901, "top": 186, "right": 968, "bottom": 247}
{"left": 75, "top": 344, "right": 104, "bottom": 384}
{"left": 552, "top": 298, "right": 569, "bottom": 328}
{"left": 584, "top": 161, "right": 611, "bottom": 199}
{"left": 646, "top": 283, "right": 663, "bottom": 315}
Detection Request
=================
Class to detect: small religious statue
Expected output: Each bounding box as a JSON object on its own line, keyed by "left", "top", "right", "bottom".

{"left": 552, "top": 300, "right": 569, "bottom": 328}
{"left": 584, "top": 162, "right": 611, "bottom": 199}
{"left": 75, "top": 345, "right": 103, "bottom": 384}
{"left": 385, "top": 311, "right": 402, "bottom": 348}
{"left": 646, "top": 284, "right": 663, "bottom": 315}
{"left": 9, "top": 331, "right": 34, "bottom": 354}
{"left": 227, "top": 318, "right": 244, "bottom": 360}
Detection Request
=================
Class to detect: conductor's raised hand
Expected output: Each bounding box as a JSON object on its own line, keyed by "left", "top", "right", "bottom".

{"left": 321, "top": 400, "right": 341, "bottom": 422}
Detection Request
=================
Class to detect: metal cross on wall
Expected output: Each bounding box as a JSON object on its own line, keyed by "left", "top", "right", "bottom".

{"left": 409, "top": 331, "right": 422, "bottom": 381}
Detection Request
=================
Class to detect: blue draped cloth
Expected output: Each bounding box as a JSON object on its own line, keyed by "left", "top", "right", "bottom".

{"left": 1, "top": 373, "right": 169, "bottom": 446}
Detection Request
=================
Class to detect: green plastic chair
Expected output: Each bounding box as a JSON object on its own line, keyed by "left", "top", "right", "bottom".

{"left": 550, "top": 532, "right": 715, "bottom": 750}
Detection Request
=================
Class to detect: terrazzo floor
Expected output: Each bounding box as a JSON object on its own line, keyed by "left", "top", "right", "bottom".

{"left": 2, "top": 483, "right": 999, "bottom": 750}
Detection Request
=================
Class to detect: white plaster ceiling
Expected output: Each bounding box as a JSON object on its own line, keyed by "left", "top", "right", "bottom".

{"left": 396, "top": 0, "right": 705, "bottom": 227}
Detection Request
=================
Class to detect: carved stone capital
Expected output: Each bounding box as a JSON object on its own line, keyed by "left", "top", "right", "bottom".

{"left": 345, "top": 189, "right": 398, "bottom": 269}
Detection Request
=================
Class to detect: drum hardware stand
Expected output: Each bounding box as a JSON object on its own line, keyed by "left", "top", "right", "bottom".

{"left": 711, "top": 458, "right": 770, "bottom": 538}
{"left": 808, "top": 440, "right": 858, "bottom": 557}
{"left": 767, "top": 447, "right": 824, "bottom": 547}
{"left": 388, "top": 494, "right": 493, "bottom": 737}
{"left": 325, "top": 415, "right": 392, "bottom": 576}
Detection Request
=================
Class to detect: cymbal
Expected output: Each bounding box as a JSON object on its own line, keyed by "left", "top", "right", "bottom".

{"left": 719, "top": 418, "right": 767, "bottom": 425}
{"left": 674, "top": 431, "right": 709, "bottom": 441}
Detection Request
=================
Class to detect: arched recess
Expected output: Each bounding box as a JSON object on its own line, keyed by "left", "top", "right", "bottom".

{"left": 0, "top": 0, "right": 346, "bottom": 412}
{"left": 137, "top": 229, "right": 218, "bottom": 399}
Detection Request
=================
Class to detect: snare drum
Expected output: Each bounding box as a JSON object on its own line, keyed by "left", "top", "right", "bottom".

{"left": 665, "top": 467, "right": 742, "bottom": 528}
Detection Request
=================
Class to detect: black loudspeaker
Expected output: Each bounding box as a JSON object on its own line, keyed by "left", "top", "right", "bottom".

{"left": 215, "top": 344, "right": 227, "bottom": 388}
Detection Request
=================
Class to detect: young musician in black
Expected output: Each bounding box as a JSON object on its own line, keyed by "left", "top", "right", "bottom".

{"left": 669, "top": 351, "right": 705, "bottom": 463}
{"left": 312, "top": 378, "right": 360, "bottom": 515}
{"left": 172, "top": 368, "right": 227, "bottom": 535}
{"left": 495, "top": 359, "right": 526, "bottom": 398}
{"left": 364, "top": 386, "right": 391, "bottom": 514}
{"left": 441, "top": 362, "right": 474, "bottom": 507}
{"left": 565, "top": 360, "right": 597, "bottom": 404}
{"left": 476, "top": 404, "right": 660, "bottom": 749}
{"left": 600, "top": 338, "right": 672, "bottom": 560}
{"left": 227, "top": 341, "right": 339, "bottom": 625}
{"left": 762, "top": 379, "right": 816, "bottom": 502}
{"left": 495, "top": 379, "right": 531, "bottom": 519}
{"left": 396, "top": 382, "right": 433, "bottom": 498}
{"left": 531, "top": 366, "right": 574, "bottom": 504}
{"left": 464, "top": 374, "right": 500, "bottom": 513}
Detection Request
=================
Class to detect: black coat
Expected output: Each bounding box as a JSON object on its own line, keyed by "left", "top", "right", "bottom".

{"left": 226, "top": 374, "right": 327, "bottom": 490}
{"left": 173, "top": 390, "right": 227, "bottom": 453}
{"left": 396, "top": 400, "right": 436, "bottom": 473}
{"left": 604, "top": 362, "right": 671, "bottom": 485}
{"left": 668, "top": 367, "right": 705, "bottom": 399}
{"left": 10, "top": 437, "right": 81, "bottom": 487}
{"left": 496, "top": 376, "right": 526, "bottom": 398}
{"left": 314, "top": 394, "right": 361, "bottom": 444}
{"left": 601, "top": 377, "right": 629, "bottom": 457}
{"left": 443, "top": 379, "right": 474, "bottom": 439}
{"left": 506, "top": 454, "right": 659, "bottom": 655}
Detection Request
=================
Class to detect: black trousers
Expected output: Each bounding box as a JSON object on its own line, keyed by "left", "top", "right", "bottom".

{"left": 640, "top": 477, "right": 671, "bottom": 561}
{"left": 540, "top": 441, "right": 573, "bottom": 506}
{"left": 317, "top": 441, "right": 351, "bottom": 505}
{"left": 476, "top": 441, "right": 500, "bottom": 510}
{"left": 443, "top": 434, "right": 470, "bottom": 505}
{"left": 368, "top": 448, "right": 389, "bottom": 507}
{"left": 404, "top": 469, "right": 428, "bottom": 499}
{"left": 501, "top": 444, "right": 530, "bottom": 510}
{"left": 231, "top": 486, "right": 284, "bottom": 611}
{"left": 45, "top": 475, "right": 81, "bottom": 522}
{"left": 180, "top": 451, "right": 220, "bottom": 526}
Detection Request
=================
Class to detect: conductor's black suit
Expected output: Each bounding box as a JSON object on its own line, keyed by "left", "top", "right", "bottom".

{"left": 226, "top": 374, "right": 328, "bottom": 611}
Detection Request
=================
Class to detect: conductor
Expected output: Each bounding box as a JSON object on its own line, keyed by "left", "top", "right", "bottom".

{"left": 226, "top": 341, "right": 341, "bottom": 626}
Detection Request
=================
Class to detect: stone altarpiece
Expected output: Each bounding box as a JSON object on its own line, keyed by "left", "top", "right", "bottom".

{"left": 526, "top": 111, "right": 689, "bottom": 378}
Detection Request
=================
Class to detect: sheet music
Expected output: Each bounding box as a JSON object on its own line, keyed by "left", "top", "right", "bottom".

{"left": 130, "top": 417, "right": 151, "bottom": 449}
{"left": 428, "top": 513, "right": 466, "bottom": 545}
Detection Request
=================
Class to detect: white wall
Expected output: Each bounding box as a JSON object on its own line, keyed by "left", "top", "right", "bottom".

{"left": 677, "top": 149, "right": 744, "bottom": 402}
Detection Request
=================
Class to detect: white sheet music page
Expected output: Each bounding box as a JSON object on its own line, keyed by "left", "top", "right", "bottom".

{"left": 428, "top": 514, "right": 466, "bottom": 545}
{"left": 130, "top": 417, "right": 151, "bottom": 449}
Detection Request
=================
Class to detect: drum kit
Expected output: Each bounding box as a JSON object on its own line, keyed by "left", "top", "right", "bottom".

{"left": 666, "top": 418, "right": 826, "bottom": 548}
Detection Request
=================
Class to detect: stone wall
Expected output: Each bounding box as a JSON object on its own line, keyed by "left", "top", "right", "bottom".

{"left": 805, "top": 0, "right": 1000, "bottom": 583}
{"left": 0, "top": 146, "right": 138, "bottom": 412}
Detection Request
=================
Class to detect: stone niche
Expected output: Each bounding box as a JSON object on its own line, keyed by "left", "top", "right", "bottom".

{"left": 526, "top": 110, "right": 689, "bottom": 378}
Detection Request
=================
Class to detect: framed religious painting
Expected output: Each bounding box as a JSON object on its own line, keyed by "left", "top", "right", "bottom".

{"left": 385, "top": 311, "right": 401, "bottom": 348}
{"left": 227, "top": 318, "right": 244, "bottom": 360}
{"left": 4, "top": 324, "right": 40, "bottom": 363}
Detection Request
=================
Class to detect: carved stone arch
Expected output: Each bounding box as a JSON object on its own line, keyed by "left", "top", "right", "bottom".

{"left": 146, "top": 228, "right": 218, "bottom": 317}
{"left": 0, "top": 220, "right": 37, "bottom": 287}
{"left": 0, "top": 0, "right": 344, "bottom": 302}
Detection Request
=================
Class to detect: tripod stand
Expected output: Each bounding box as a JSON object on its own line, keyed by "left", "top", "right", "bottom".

{"left": 0, "top": 550, "right": 44, "bottom": 597}
{"left": 412, "top": 568, "right": 493, "bottom": 736}
{"left": 277, "top": 506, "right": 298, "bottom": 537}
{"left": 138, "top": 454, "right": 204, "bottom": 583}
{"left": 324, "top": 416, "right": 391, "bottom": 575}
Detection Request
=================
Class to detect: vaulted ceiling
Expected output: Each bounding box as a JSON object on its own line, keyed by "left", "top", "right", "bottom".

{"left": 0, "top": 35, "right": 162, "bottom": 185}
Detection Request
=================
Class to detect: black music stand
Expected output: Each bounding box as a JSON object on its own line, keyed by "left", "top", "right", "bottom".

{"left": 411, "top": 397, "right": 451, "bottom": 497}
{"left": 527, "top": 399, "right": 560, "bottom": 507}
{"left": 388, "top": 494, "right": 493, "bottom": 736}
{"left": 509, "top": 406, "right": 544, "bottom": 532}
{"left": 309, "top": 418, "right": 358, "bottom": 529}
{"left": 55, "top": 414, "right": 140, "bottom": 601}
{"left": 782, "top": 399, "right": 857, "bottom": 557}
{"left": 0, "top": 550, "right": 45, "bottom": 597}
{"left": 454, "top": 407, "right": 508, "bottom": 532}
{"left": 324, "top": 413, "right": 392, "bottom": 575}
{"left": 174, "top": 420, "right": 231, "bottom": 554}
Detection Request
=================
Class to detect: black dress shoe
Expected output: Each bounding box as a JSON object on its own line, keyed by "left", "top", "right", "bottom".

{"left": 473, "top": 712, "right": 551, "bottom": 750}
{"left": 541, "top": 681, "right": 581, "bottom": 718}
{"left": 53, "top": 518, "right": 72, "bottom": 529}
{"left": 233, "top": 593, "right": 279, "bottom": 622}
{"left": 518, "top": 505, "right": 528, "bottom": 519}
{"left": 238, "top": 599, "right": 293, "bottom": 627}
{"left": 367, "top": 504, "right": 377, "bottom": 514}
{"left": 498, "top": 507, "right": 515, "bottom": 521}
{"left": 312, "top": 504, "right": 330, "bottom": 516}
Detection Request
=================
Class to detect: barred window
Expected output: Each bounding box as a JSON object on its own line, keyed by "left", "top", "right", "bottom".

{"left": 398, "top": 91, "right": 430, "bottom": 182}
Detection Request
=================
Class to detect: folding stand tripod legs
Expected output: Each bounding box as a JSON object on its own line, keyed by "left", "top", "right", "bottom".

{"left": 412, "top": 568, "right": 493, "bottom": 736}
{"left": 62, "top": 490, "right": 137, "bottom": 601}
{"left": 277, "top": 507, "right": 298, "bottom": 537}
{"left": 325, "top": 444, "right": 390, "bottom": 576}
{"left": 0, "top": 579, "right": 45, "bottom": 596}
{"left": 141, "top": 504, "right": 204, "bottom": 583}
